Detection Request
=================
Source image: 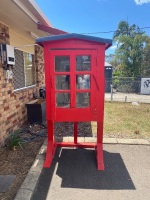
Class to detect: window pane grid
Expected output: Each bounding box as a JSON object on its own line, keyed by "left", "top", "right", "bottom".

{"left": 13, "top": 49, "right": 25, "bottom": 90}
{"left": 13, "top": 49, "right": 35, "bottom": 90}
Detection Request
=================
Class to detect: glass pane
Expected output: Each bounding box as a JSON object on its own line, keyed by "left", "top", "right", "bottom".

{"left": 24, "top": 52, "right": 35, "bottom": 86}
{"left": 76, "top": 74, "right": 90, "bottom": 89}
{"left": 76, "top": 56, "right": 91, "bottom": 71}
{"left": 55, "top": 75, "right": 70, "bottom": 90}
{"left": 56, "top": 93, "right": 70, "bottom": 107}
{"left": 76, "top": 92, "right": 90, "bottom": 108}
{"left": 55, "top": 56, "right": 70, "bottom": 72}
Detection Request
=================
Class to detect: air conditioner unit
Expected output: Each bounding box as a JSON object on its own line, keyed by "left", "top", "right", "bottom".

{"left": 0, "top": 44, "right": 15, "bottom": 65}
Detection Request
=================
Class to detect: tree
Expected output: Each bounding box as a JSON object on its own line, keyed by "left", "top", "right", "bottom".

{"left": 142, "top": 36, "right": 150, "bottom": 77}
{"left": 113, "top": 21, "right": 147, "bottom": 77}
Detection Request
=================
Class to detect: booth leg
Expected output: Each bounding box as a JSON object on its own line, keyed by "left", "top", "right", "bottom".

{"left": 74, "top": 122, "right": 78, "bottom": 144}
{"left": 96, "top": 121, "right": 104, "bottom": 170}
{"left": 44, "top": 121, "right": 56, "bottom": 168}
{"left": 96, "top": 143, "right": 104, "bottom": 170}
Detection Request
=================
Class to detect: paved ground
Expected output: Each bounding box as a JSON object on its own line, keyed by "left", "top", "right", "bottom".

{"left": 105, "top": 92, "right": 150, "bottom": 103}
{"left": 28, "top": 144, "right": 150, "bottom": 200}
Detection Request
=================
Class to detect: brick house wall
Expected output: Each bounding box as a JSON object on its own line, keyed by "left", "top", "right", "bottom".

{"left": 0, "top": 22, "right": 45, "bottom": 144}
{"left": 35, "top": 45, "right": 45, "bottom": 88}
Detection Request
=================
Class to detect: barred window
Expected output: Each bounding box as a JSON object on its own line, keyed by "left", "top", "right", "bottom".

{"left": 13, "top": 49, "right": 35, "bottom": 90}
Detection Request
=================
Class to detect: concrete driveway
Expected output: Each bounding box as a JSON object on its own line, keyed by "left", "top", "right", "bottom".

{"left": 105, "top": 92, "right": 150, "bottom": 103}
{"left": 31, "top": 144, "right": 150, "bottom": 200}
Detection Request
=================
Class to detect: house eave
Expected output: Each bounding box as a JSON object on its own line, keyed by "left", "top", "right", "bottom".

{"left": 13, "top": 0, "right": 52, "bottom": 27}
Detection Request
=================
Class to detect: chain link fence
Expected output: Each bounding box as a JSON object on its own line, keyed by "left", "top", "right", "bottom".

{"left": 105, "top": 77, "right": 150, "bottom": 103}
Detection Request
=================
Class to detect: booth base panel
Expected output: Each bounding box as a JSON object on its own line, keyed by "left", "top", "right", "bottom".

{"left": 44, "top": 142, "right": 104, "bottom": 170}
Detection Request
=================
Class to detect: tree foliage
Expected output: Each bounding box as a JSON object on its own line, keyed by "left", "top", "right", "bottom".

{"left": 112, "top": 20, "right": 149, "bottom": 78}
{"left": 142, "top": 36, "right": 150, "bottom": 77}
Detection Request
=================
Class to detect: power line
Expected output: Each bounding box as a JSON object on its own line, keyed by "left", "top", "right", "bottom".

{"left": 81, "top": 30, "right": 115, "bottom": 34}
{"left": 80, "top": 26, "right": 150, "bottom": 35}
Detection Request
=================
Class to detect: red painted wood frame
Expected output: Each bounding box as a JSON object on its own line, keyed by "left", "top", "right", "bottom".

{"left": 43, "top": 39, "right": 106, "bottom": 170}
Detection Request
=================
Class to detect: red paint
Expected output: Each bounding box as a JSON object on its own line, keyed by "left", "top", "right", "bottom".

{"left": 57, "top": 142, "right": 96, "bottom": 148}
{"left": 38, "top": 35, "right": 111, "bottom": 170}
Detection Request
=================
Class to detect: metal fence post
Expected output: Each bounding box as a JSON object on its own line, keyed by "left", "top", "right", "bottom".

{"left": 111, "top": 84, "right": 113, "bottom": 102}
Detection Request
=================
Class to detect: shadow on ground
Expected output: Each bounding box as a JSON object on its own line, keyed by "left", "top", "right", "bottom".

{"left": 32, "top": 147, "right": 135, "bottom": 200}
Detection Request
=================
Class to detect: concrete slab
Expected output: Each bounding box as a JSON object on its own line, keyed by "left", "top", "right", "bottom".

{"left": 14, "top": 138, "right": 150, "bottom": 200}
{"left": 105, "top": 92, "right": 150, "bottom": 103}
{"left": 103, "top": 138, "right": 117, "bottom": 144}
{"left": 84, "top": 137, "right": 96, "bottom": 142}
{"left": 54, "top": 137, "right": 150, "bottom": 145}
{"left": 14, "top": 188, "right": 33, "bottom": 200}
{"left": 31, "top": 145, "right": 150, "bottom": 200}
{"left": 117, "top": 138, "right": 150, "bottom": 145}
{"left": 0, "top": 175, "right": 16, "bottom": 193}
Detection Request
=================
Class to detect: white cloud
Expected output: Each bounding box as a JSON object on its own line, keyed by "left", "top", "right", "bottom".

{"left": 110, "top": 45, "right": 117, "bottom": 50}
{"left": 134, "top": 0, "right": 150, "bottom": 5}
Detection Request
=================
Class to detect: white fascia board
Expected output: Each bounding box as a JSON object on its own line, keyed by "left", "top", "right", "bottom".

{"left": 13, "top": 0, "right": 39, "bottom": 23}
{"left": 13, "top": 0, "right": 52, "bottom": 27}
{"left": 28, "top": 0, "right": 52, "bottom": 26}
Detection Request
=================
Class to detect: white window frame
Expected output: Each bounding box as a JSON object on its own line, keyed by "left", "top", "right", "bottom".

{"left": 13, "top": 49, "right": 36, "bottom": 92}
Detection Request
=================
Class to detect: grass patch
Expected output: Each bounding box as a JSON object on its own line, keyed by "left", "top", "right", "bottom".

{"left": 104, "top": 102, "right": 150, "bottom": 138}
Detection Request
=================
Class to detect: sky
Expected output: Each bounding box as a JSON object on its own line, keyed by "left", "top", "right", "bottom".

{"left": 34, "top": 0, "right": 150, "bottom": 55}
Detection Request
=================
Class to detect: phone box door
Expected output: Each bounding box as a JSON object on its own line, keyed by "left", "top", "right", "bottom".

{"left": 46, "top": 50, "right": 99, "bottom": 122}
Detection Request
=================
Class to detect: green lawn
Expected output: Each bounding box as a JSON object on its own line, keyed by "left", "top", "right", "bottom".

{"left": 92, "top": 102, "right": 150, "bottom": 138}
{"left": 103, "top": 102, "right": 150, "bottom": 138}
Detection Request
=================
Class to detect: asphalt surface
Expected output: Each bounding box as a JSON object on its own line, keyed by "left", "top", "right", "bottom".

{"left": 31, "top": 144, "right": 150, "bottom": 200}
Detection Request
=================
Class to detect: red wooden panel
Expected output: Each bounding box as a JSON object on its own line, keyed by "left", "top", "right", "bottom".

{"left": 54, "top": 108, "right": 92, "bottom": 121}
{"left": 57, "top": 142, "right": 96, "bottom": 148}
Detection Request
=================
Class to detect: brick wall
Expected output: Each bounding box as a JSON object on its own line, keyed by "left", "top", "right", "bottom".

{"left": 0, "top": 23, "right": 10, "bottom": 44}
{"left": 35, "top": 45, "right": 45, "bottom": 88}
{"left": 0, "top": 22, "right": 45, "bottom": 145}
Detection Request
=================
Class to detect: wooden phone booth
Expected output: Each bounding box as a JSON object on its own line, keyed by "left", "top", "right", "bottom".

{"left": 36, "top": 34, "right": 112, "bottom": 170}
